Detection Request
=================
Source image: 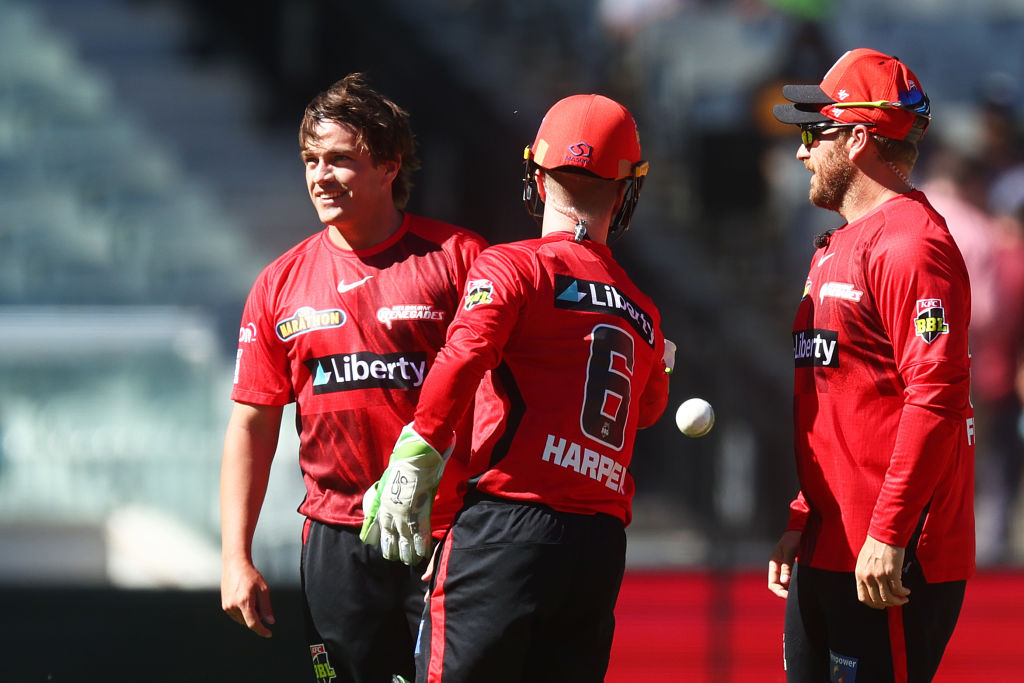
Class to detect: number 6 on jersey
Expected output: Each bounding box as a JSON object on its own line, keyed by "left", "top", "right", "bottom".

{"left": 582, "top": 324, "right": 635, "bottom": 450}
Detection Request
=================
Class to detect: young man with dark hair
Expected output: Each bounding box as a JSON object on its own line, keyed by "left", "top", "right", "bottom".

{"left": 220, "top": 73, "right": 487, "bottom": 683}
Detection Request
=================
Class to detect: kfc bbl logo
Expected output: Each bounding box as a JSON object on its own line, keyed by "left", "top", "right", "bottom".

{"left": 310, "top": 643, "right": 336, "bottom": 682}
{"left": 464, "top": 279, "right": 494, "bottom": 310}
{"left": 914, "top": 299, "right": 949, "bottom": 343}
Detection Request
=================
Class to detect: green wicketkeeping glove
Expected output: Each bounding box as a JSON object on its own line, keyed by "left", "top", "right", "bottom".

{"left": 360, "top": 424, "right": 451, "bottom": 565}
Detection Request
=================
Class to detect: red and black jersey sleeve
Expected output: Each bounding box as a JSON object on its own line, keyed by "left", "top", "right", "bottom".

{"left": 865, "top": 200, "right": 972, "bottom": 552}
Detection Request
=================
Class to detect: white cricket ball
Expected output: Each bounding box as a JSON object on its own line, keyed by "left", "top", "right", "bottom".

{"left": 676, "top": 398, "right": 715, "bottom": 438}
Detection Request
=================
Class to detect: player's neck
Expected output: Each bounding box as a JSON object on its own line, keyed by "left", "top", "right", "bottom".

{"left": 839, "top": 158, "right": 914, "bottom": 224}
{"left": 541, "top": 205, "right": 609, "bottom": 245}
{"left": 327, "top": 206, "right": 404, "bottom": 251}
{"left": 837, "top": 181, "right": 903, "bottom": 225}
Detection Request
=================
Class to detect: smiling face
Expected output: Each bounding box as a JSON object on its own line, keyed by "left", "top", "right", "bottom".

{"left": 301, "top": 120, "right": 399, "bottom": 231}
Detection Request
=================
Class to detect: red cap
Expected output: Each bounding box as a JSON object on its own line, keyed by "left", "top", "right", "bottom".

{"left": 773, "top": 48, "right": 931, "bottom": 143}
{"left": 530, "top": 94, "right": 642, "bottom": 180}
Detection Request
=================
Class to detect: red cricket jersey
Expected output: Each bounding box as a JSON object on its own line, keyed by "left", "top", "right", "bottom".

{"left": 413, "top": 232, "right": 670, "bottom": 526}
{"left": 788, "top": 191, "right": 975, "bottom": 582}
{"left": 231, "top": 214, "right": 487, "bottom": 530}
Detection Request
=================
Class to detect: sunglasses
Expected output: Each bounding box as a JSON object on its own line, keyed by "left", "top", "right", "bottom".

{"left": 832, "top": 96, "right": 931, "bottom": 117}
{"left": 798, "top": 122, "right": 874, "bottom": 148}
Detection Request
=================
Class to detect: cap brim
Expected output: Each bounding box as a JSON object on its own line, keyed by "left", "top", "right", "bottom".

{"left": 773, "top": 103, "right": 833, "bottom": 125}
{"left": 781, "top": 84, "right": 835, "bottom": 104}
{"left": 773, "top": 84, "right": 837, "bottom": 125}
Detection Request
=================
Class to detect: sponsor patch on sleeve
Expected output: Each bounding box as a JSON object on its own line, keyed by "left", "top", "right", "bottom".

{"left": 914, "top": 298, "right": 949, "bottom": 343}
{"left": 464, "top": 279, "right": 494, "bottom": 310}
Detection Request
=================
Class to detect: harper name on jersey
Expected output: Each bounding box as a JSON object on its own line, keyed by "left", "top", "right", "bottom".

{"left": 541, "top": 433, "right": 628, "bottom": 493}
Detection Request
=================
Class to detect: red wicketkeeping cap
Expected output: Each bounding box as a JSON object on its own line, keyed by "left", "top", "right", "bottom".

{"left": 773, "top": 48, "right": 931, "bottom": 143}
{"left": 530, "top": 94, "right": 643, "bottom": 180}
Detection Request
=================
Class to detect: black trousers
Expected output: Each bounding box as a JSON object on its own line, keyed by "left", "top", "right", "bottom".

{"left": 301, "top": 520, "right": 427, "bottom": 683}
{"left": 416, "top": 494, "right": 627, "bottom": 683}
{"left": 784, "top": 562, "right": 965, "bottom": 682}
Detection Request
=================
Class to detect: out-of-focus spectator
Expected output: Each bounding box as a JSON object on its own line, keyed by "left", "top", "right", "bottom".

{"left": 921, "top": 124, "right": 1024, "bottom": 565}
{"left": 923, "top": 113, "right": 1024, "bottom": 565}
{"left": 920, "top": 144, "right": 999, "bottom": 332}
{"left": 977, "top": 74, "right": 1024, "bottom": 183}
{"left": 972, "top": 181, "right": 1024, "bottom": 565}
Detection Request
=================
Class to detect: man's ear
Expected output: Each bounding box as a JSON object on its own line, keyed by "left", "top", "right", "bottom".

{"left": 847, "top": 125, "right": 872, "bottom": 161}
{"left": 379, "top": 157, "right": 401, "bottom": 182}
{"left": 535, "top": 169, "right": 547, "bottom": 202}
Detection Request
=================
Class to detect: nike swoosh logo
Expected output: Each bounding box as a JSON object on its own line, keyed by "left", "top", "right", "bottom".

{"left": 817, "top": 253, "right": 834, "bottom": 267}
{"left": 337, "top": 275, "right": 373, "bottom": 294}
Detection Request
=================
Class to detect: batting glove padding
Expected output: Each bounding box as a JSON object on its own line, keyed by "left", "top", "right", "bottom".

{"left": 360, "top": 424, "right": 450, "bottom": 565}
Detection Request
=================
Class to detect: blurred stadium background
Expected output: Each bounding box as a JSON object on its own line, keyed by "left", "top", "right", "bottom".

{"left": 2, "top": 0, "right": 1023, "bottom": 679}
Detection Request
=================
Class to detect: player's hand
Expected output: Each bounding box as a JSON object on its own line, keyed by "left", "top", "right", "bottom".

{"left": 221, "top": 560, "right": 275, "bottom": 638}
{"left": 855, "top": 535, "right": 910, "bottom": 610}
{"left": 360, "top": 424, "right": 450, "bottom": 565}
{"left": 768, "top": 530, "right": 801, "bottom": 599}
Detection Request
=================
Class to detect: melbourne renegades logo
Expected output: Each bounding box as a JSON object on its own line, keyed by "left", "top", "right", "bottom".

{"left": 914, "top": 298, "right": 949, "bottom": 343}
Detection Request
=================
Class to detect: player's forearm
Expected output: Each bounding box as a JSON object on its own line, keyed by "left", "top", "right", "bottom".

{"left": 869, "top": 360, "right": 971, "bottom": 544}
{"left": 414, "top": 327, "right": 499, "bottom": 449}
{"left": 637, "top": 364, "right": 669, "bottom": 429}
{"left": 869, "top": 402, "right": 960, "bottom": 546}
{"left": 220, "top": 404, "right": 282, "bottom": 563}
{"left": 413, "top": 357, "right": 483, "bottom": 451}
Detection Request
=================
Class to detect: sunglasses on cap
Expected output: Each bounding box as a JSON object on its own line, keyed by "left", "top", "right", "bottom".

{"left": 798, "top": 122, "right": 876, "bottom": 149}
{"left": 831, "top": 96, "right": 932, "bottom": 117}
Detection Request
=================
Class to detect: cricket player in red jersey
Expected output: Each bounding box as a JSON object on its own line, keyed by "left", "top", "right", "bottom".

{"left": 220, "top": 74, "right": 487, "bottom": 683}
{"left": 360, "top": 93, "right": 672, "bottom": 683}
{"left": 767, "top": 49, "right": 974, "bottom": 682}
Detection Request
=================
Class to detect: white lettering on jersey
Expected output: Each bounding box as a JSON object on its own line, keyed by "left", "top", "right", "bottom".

{"left": 542, "top": 433, "right": 625, "bottom": 492}
{"left": 238, "top": 322, "right": 257, "bottom": 343}
{"left": 376, "top": 304, "right": 445, "bottom": 329}
{"left": 819, "top": 281, "right": 863, "bottom": 304}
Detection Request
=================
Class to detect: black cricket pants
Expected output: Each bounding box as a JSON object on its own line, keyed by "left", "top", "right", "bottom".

{"left": 415, "top": 494, "right": 627, "bottom": 683}
{"left": 302, "top": 519, "right": 428, "bottom": 683}
{"left": 784, "top": 562, "right": 965, "bottom": 682}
